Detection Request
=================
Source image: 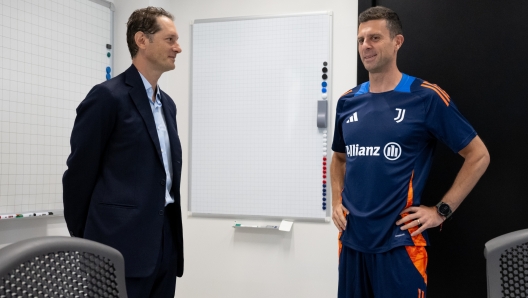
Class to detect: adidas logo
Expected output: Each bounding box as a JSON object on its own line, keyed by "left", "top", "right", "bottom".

{"left": 346, "top": 112, "right": 358, "bottom": 123}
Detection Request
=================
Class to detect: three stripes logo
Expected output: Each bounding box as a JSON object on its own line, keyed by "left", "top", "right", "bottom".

{"left": 394, "top": 108, "right": 406, "bottom": 123}
{"left": 421, "top": 81, "right": 451, "bottom": 106}
{"left": 346, "top": 112, "right": 358, "bottom": 123}
{"left": 417, "top": 288, "right": 425, "bottom": 298}
{"left": 383, "top": 142, "right": 401, "bottom": 160}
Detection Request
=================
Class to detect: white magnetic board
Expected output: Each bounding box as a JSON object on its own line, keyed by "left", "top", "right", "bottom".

{"left": 189, "top": 12, "right": 332, "bottom": 220}
{"left": 0, "top": 0, "right": 113, "bottom": 215}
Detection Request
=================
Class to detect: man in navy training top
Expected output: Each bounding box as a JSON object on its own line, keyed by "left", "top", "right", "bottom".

{"left": 330, "top": 6, "right": 490, "bottom": 298}
{"left": 63, "top": 7, "right": 184, "bottom": 298}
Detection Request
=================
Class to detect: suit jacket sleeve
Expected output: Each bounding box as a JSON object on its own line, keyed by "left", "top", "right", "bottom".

{"left": 63, "top": 84, "right": 118, "bottom": 237}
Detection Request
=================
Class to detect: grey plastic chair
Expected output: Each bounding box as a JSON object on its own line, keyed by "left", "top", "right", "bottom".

{"left": 0, "top": 236, "right": 127, "bottom": 298}
{"left": 484, "top": 229, "right": 528, "bottom": 298}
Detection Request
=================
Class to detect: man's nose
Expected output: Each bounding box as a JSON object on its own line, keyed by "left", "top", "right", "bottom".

{"left": 174, "top": 44, "right": 182, "bottom": 53}
{"left": 361, "top": 40, "right": 372, "bottom": 49}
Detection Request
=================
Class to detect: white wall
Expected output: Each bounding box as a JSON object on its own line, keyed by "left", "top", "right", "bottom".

{"left": 0, "top": 0, "right": 358, "bottom": 297}
{"left": 164, "top": 0, "right": 357, "bottom": 297}
{"left": 0, "top": 216, "right": 69, "bottom": 249}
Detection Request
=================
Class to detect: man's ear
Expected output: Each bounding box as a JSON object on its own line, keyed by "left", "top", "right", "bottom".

{"left": 394, "top": 34, "right": 404, "bottom": 51}
{"left": 135, "top": 31, "right": 148, "bottom": 50}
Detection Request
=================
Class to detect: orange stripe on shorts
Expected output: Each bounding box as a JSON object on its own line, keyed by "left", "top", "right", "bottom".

{"left": 406, "top": 245, "right": 428, "bottom": 285}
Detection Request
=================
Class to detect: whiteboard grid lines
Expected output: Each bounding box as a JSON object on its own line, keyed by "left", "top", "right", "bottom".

{"left": 0, "top": 0, "right": 112, "bottom": 214}
{"left": 190, "top": 14, "right": 331, "bottom": 219}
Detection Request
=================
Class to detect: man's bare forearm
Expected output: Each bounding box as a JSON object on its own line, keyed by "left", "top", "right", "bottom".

{"left": 440, "top": 136, "right": 490, "bottom": 212}
{"left": 397, "top": 136, "right": 490, "bottom": 236}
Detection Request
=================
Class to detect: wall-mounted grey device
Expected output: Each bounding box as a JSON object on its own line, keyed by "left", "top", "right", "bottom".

{"left": 317, "top": 100, "right": 327, "bottom": 128}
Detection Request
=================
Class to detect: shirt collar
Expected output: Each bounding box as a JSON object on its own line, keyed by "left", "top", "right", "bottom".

{"left": 138, "top": 71, "right": 161, "bottom": 104}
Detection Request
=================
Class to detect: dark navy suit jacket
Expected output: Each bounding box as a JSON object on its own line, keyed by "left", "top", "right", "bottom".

{"left": 63, "top": 64, "right": 184, "bottom": 278}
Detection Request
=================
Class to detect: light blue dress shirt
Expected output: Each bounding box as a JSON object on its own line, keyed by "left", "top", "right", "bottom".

{"left": 139, "top": 72, "right": 174, "bottom": 206}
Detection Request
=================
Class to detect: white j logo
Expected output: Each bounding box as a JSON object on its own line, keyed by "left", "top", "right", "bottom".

{"left": 394, "top": 108, "right": 406, "bottom": 123}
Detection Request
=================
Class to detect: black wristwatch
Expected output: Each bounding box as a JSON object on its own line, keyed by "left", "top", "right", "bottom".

{"left": 435, "top": 202, "right": 453, "bottom": 219}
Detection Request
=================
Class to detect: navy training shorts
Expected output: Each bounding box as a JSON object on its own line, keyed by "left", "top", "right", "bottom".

{"left": 338, "top": 245, "right": 427, "bottom": 298}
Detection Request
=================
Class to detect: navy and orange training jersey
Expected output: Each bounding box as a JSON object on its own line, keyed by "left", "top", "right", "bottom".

{"left": 332, "top": 73, "right": 477, "bottom": 253}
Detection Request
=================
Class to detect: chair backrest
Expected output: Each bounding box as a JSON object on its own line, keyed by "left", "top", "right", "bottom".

{"left": 0, "top": 236, "right": 127, "bottom": 298}
{"left": 484, "top": 229, "right": 528, "bottom": 298}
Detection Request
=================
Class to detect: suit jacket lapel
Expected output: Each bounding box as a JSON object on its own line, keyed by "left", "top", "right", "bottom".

{"left": 125, "top": 65, "right": 164, "bottom": 165}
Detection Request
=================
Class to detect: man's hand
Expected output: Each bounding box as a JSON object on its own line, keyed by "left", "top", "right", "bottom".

{"left": 396, "top": 205, "right": 445, "bottom": 237}
{"left": 332, "top": 203, "right": 349, "bottom": 232}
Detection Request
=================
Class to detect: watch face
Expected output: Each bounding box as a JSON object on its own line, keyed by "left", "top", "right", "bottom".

{"left": 439, "top": 204, "right": 451, "bottom": 215}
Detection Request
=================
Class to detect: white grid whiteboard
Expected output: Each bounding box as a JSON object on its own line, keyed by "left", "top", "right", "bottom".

{"left": 190, "top": 13, "right": 332, "bottom": 220}
{"left": 0, "top": 0, "right": 112, "bottom": 214}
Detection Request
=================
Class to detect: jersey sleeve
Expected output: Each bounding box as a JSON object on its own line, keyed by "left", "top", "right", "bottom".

{"left": 332, "top": 98, "right": 347, "bottom": 153}
{"left": 423, "top": 88, "right": 477, "bottom": 153}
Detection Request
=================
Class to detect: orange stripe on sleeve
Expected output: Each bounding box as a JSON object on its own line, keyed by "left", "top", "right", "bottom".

{"left": 430, "top": 83, "right": 450, "bottom": 101}
{"left": 340, "top": 89, "right": 353, "bottom": 98}
{"left": 422, "top": 81, "right": 450, "bottom": 100}
{"left": 421, "top": 82, "right": 450, "bottom": 106}
{"left": 421, "top": 84, "right": 449, "bottom": 106}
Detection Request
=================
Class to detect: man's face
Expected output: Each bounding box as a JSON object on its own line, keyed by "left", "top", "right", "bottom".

{"left": 144, "top": 16, "right": 181, "bottom": 73}
{"left": 357, "top": 19, "right": 401, "bottom": 73}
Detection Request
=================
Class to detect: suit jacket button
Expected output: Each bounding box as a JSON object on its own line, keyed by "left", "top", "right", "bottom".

{"left": 160, "top": 179, "right": 166, "bottom": 186}
{"left": 159, "top": 210, "right": 164, "bottom": 216}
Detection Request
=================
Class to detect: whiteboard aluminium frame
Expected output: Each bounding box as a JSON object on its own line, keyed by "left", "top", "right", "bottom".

{"left": 89, "top": 0, "right": 115, "bottom": 73}
{"left": 188, "top": 12, "right": 333, "bottom": 222}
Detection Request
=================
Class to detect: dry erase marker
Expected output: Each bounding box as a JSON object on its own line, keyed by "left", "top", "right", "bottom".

{"left": 0, "top": 214, "right": 17, "bottom": 219}
{"left": 34, "top": 212, "right": 53, "bottom": 216}
{"left": 16, "top": 213, "right": 35, "bottom": 218}
{"left": 233, "top": 223, "right": 259, "bottom": 228}
{"left": 234, "top": 223, "right": 279, "bottom": 229}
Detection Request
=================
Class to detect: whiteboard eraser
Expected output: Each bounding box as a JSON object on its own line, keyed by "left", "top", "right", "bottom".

{"left": 279, "top": 220, "right": 294, "bottom": 232}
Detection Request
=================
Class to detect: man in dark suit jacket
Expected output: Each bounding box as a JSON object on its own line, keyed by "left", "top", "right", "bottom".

{"left": 63, "top": 7, "right": 183, "bottom": 298}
